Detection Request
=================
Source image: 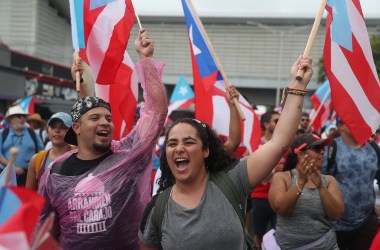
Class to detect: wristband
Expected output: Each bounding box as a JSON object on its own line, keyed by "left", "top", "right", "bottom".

{"left": 280, "top": 87, "right": 308, "bottom": 105}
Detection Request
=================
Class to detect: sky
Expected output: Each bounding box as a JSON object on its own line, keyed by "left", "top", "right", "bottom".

{"left": 134, "top": 0, "right": 380, "bottom": 19}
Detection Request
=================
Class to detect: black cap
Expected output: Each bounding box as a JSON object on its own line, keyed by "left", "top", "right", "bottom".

{"left": 291, "top": 133, "right": 331, "bottom": 154}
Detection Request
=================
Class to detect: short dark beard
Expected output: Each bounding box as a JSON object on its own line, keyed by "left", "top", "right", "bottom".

{"left": 93, "top": 143, "right": 111, "bottom": 153}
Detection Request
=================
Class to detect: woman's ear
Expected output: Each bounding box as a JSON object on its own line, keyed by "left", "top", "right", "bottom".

{"left": 296, "top": 151, "right": 306, "bottom": 159}
{"left": 203, "top": 148, "right": 209, "bottom": 158}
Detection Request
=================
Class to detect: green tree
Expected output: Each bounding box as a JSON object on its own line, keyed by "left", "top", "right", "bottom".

{"left": 371, "top": 31, "right": 380, "bottom": 78}
{"left": 317, "top": 30, "right": 380, "bottom": 83}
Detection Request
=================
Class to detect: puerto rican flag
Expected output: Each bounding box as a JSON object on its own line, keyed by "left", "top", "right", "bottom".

{"left": 181, "top": 0, "right": 261, "bottom": 153}
{"left": 324, "top": 0, "right": 380, "bottom": 144}
{"left": 0, "top": 186, "right": 45, "bottom": 243}
{"left": 69, "top": 0, "right": 137, "bottom": 139}
{"left": 310, "top": 80, "right": 332, "bottom": 132}
{"left": 18, "top": 96, "right": 34, "bottom": 115}
{"left": 167, "top": 76, "right": 194, "bottom": 118}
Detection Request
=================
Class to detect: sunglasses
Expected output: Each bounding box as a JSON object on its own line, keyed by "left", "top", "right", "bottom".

{"left": 301, "top": 118, "right": 310, "bottom": 122}
{"left": 12, "top": 114, "right": 26, "bottom": 118}
{"left": 305, "top": 144, "right": 324, "bottom": 153}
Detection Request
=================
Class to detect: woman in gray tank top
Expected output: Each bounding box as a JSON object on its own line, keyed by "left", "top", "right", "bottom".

{"left": 266, "top": 134, "right": 344, "bottom": 250}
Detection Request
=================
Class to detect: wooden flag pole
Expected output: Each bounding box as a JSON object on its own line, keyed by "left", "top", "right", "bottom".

{"left": 296, "top": 0, "right": 327, "bottom": 80}
{"left": 131, "top": 0, "right": 142, "bottom": 29}
{"left": 187, "top": 0, "right": 246, "bottom": 121}
{"left": 75, "top": 51, "right": 81, "bottom": 95}
{"left": 308, "top": 88, "right": 331, "bottom": 131}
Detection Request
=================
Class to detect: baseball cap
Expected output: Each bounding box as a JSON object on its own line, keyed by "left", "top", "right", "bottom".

{"left": 48, "top": 112, "right": 72, "bottom": 128}
{"left": 64, "top": 96, "right": 111, "bottom": 145}
{"left": 291, "top": 133, "right": 331, "bottom": 154}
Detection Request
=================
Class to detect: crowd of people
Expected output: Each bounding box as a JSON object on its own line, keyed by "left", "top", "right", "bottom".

{"left": 1, "top": 28, "right": 380, "bottom": 250}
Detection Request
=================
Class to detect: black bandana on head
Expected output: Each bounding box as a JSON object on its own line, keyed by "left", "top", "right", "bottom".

{"left": 71, "top": 96, "right": 111, "bottom": 122}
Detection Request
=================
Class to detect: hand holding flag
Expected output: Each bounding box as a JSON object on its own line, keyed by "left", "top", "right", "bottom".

{"left": 69, "top": 0, "right": 139, "bottom": 140}
{"left": 135, "top": 29, "right": 155, "bottom": 59}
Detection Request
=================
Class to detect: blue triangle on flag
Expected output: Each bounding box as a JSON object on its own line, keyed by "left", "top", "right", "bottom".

{"left": 170, "top": 76, "right": 194, "bottom": 103}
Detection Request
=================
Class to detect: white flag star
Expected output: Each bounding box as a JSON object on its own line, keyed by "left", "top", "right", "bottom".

{"left": 189, "top": 25, "right": 201, "bottom": 55}
{"left": 179, "top": 86, "right": 189, "bottom": 96}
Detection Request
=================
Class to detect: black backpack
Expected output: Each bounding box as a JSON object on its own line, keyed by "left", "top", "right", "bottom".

{"left": 1, "top": 127, "right": 39, "bottom": 154}
{"left": 326, "top": 139, "right": 380, "bottom": 186}
{"left": 140, "top": 169, "right": 257, "bottom": 250}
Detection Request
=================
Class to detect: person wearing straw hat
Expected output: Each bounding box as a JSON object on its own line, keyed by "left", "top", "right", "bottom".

{"left": 27, "top": 113, "right": 48, "bottom": 146}
{"left": 37, "top": 29, "right": 167, "bottom": 250}
{"left": 0, "top": 105, "right": 44, "bottom": 185}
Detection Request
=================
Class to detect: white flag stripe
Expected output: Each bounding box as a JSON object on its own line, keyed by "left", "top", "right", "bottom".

{"left": 123, "top": 50, "right": 138, "bottom": 99}
{"left": 332, "top": 42, "right": 380, "bottom": 130}
{"left": 87, "top": 0, "right": 125, "bottom": 82}
{"left": 241, "top": 105, "right": 254, "bottom": 153}
{"left": 347, "top": 0, "right": 379, "bottom": 86}
{"left": 212, "top": 96, "right": 230, "bottom": 136}
{"left": 95, "top": 83, "right": 110, "bottom": 101}
{"left": 168, "top": 100, "right": 189, "bottom": 116}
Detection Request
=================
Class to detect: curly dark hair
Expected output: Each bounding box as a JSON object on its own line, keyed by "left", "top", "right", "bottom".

{"left": 283, "top": 152, "right": 298, "bottom": 171}
{"left": 157, "top": 118, "right": 236, "bottom": 193}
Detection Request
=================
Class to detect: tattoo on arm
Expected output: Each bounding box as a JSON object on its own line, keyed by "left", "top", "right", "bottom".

{"left": 282, "top": 146, "right": 289, "bottom": 153}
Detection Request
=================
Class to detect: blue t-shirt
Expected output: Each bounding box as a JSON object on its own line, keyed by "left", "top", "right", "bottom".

{"left": 322, "top": 137, "right": 378, "bottom": 231}
{"left": 0, "top": 127, "right": 44, "bottom": 170}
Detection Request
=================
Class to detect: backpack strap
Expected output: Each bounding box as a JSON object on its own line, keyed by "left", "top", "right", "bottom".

{"left": 369, "top": 142, "right": 380, "bottom": 189}
{"left": 1, "top": 128, "right": 9, "bottom": 155}
{"left": 210, "top": 171, "right": 255, "bottom": 250}
{"left": 326, "top": 139, "right": 337, "bottom": 176}
{"left": 153, "top": 187, "right": 171, "bottom": 248}
{"left": 209, "top": 171, "right": 245, "bottom": 227}
{"left": 369, "top": 141, "right": 380, "bottom": 169}
{"left": 26, "top": 128, "right": 39, "bottom": 154}
{"left": 34, "top": 150, "right": 49, "bottom": 177}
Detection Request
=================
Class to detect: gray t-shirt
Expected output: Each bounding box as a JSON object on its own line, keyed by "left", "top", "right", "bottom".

{"left": 139, "top": 158, "right": 252, "bottom": 250}
{"left": 275, "top": 169, "right": 337, "bottom": 249}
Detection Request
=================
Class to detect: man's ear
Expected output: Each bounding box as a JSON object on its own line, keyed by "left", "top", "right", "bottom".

{"left": 72, "top": 122, "right": 80, "bottom": 135}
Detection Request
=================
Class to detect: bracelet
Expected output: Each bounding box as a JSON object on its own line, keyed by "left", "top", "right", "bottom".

{"left": 287, "top": 87, "right": 308, "bottom": 94}
{"left": 73, "top": 77, "right": 84, "bottom": 83}
{"left": 280, "top": 87, "right": 308, "bottom": 105}
{"left": 295, "top": 178, "right": 303, "bottom": 196}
